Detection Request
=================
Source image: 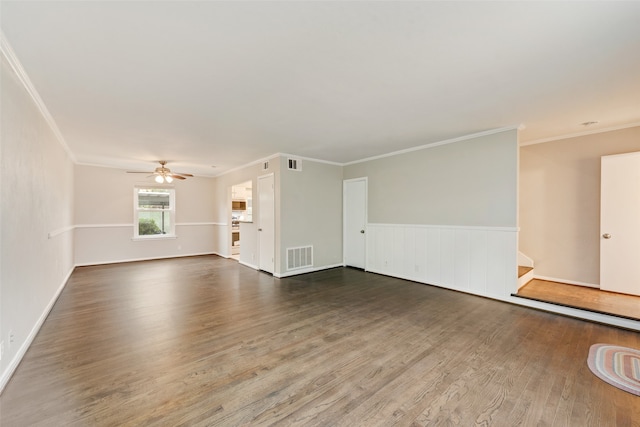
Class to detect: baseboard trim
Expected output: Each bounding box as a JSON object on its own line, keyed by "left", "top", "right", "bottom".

{"left": 0, "top": 266, "right": 75, "bottom": 394}
{"left": 274, "top": 263, "right": 344, "bottom": 278}
{"left": 74, "top": 252, "right": 218, "bottom": 267}
{"left": 213, "top": 252, "right": 230, "bottom": 259}
{"left": 533, "top": 275, "right": 599, "bottom": 289}
{"left": 238, "top": 260, "right": 259, "bottom": 270}
{"left": 365, "top": 269, "right": 640, "bottom": 331}
{"left": 507, "top": 295, "right": 640, "bottom": 332}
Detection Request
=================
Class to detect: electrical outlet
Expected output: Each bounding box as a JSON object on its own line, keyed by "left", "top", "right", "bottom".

{"left": 177, "top": 245, "right": 182, "bottom": 251}
{"left": 8, "top": 330, "right": 14, "bottom": 349}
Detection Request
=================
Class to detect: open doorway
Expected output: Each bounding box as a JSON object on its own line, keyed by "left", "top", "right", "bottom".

{"left": 230, "top": 180, "right": 253, "bottom": 261}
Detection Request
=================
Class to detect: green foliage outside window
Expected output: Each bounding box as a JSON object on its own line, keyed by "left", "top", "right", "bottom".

{"left": 139, "top": 218, "right": 162, "bottom": 235}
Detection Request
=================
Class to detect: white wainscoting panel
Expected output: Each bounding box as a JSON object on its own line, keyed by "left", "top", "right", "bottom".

{"left": 366, "top": 224, "right": 518, "bottom": 299}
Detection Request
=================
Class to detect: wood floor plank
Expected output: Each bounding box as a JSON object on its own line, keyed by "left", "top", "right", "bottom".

{"left": 516, "top": 279, "right": 640, "bottom": 320}
{"left": 1, "top": 256, "right": 640, "bottom": 426}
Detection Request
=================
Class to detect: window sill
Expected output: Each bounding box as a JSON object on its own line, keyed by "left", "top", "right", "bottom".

{"left": 132, "top": 235, "right": 177, "bottom": 241}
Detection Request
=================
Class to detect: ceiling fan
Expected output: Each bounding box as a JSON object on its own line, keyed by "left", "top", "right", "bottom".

{"left": 127, "top": 161, "right": 194, "bottom": 183}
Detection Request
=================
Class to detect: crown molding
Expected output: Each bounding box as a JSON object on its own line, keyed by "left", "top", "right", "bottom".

{"left": 1, "top": 31, "right": 76, "bottom": 162}
{"left": 277, "top": 153, "right": 343, "bottom": 167}
{"left": 213, "top": 153, "right": 282, "bottom": 178}
{"left": 215, "top": 151, "right": 344, "bottom": 178}
{"left": 216, "top": 126, "right": 523, "bottom": 177}
{"left": 520, "top": 122, "right": 640, "bottom": 146}
{"left": 343, "top": 125, "right": 521, "bottom": 166}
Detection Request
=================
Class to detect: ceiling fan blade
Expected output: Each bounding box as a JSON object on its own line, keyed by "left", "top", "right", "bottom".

{"left": 127, "top": 162, "right": 192, "bottom": 181}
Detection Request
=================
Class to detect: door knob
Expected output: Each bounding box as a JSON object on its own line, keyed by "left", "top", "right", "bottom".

{"left": 360, "top": 230, "right": 365, "bottom": 234}
{"left": 603, "top": 233, "right": 611, "bottom": 239}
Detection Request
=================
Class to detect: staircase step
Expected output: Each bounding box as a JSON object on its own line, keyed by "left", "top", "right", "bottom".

{"left": 518, "top": 266, "right": 533, "bottom": 278}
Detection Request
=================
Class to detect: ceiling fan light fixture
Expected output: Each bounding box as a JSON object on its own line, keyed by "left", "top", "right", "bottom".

{"left": 127, "top": 161, "right": 193, "bottom": 182}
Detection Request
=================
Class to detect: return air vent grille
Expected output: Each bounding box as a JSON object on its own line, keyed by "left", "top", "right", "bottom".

{"left": 287, "top": 158, "right": 302, "bottom": 171}
{"left": 287, "top": 246, "right": 313, "bottom": 271}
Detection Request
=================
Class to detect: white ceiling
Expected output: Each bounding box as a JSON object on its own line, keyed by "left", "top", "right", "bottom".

{"left": 2, "top": 1, "right": 640, "bottom": 176}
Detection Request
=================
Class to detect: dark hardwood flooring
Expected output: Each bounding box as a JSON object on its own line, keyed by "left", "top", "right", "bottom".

{"left": 516, "top": 279, "right": 640, "bottom": 322}
{"left": 2, "top": 255, "right": 640, "bottom": 426}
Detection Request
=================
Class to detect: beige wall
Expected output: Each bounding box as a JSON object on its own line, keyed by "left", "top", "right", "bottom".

{"left": 344, "top": 129, "right": 519, "bottom": 227}
{"left": 279, "top": 157, "right": 343, "bottom": 274}
{"left": 519, "top": 126, "right": 640, "bottom": 285}
{"left": 1, "top": 54, "right": 75, "bottom": 388}
{"left": 211, "top": 155, "right": 343, "bottom": 276}
{"left": 74, "top": 164, "right": 216, "bottom": 265}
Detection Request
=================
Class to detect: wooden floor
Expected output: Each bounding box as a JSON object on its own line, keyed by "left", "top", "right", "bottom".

{"left": 2, "top": 256, "right": 640, "bottom": 426}
{"left": 517, "top": 279, "right": 640, "bottom": 322}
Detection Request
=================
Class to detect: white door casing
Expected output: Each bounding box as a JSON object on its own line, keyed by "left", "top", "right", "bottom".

{"left": 258, "top": 173, "right": 275, "bottom": 274}
{"left": 344, "top": 177, "right": 367, "bottom": 269}
{"left": 600, "top": 151, "right": 640, "bottom": 296}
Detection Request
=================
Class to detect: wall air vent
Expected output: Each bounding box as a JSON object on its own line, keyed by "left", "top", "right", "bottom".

{"left": 287, "top": 158, "right": 302, "bottom": 171}
{"left": 286, "top": 245, "right": 313, "bottom": 271}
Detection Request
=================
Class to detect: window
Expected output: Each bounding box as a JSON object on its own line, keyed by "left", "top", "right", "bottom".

{"left": 134, "top": 188, "right": 175, "bottom": 238}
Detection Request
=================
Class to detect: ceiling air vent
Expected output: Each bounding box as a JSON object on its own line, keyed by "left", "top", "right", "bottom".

{"left": 288, "top": 158, "right": 302, "bottom": 171}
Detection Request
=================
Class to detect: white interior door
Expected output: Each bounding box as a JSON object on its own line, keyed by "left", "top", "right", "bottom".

{"left": 258, "top": 174, "right": 275, "bottom": 274}
{"left": 600, "top": 152, "right": 640, "bottom": 296}
{"left": 344, "top": 178, "right": 367, "bottom": 269}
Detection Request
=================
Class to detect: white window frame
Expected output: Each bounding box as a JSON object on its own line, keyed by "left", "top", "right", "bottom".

{"left": 133, "top": 186, "right": 176, "bottom": 240}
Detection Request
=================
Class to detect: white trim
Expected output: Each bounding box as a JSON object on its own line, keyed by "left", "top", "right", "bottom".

{"left": 520, "top": 122, "right": 640, "bottom": 146}
{"left": 131, "top": 235, "right": 177, "bottom": 241}
{"left": 74, "top": 222, "right": 225, "bottom": 230}
{"left": 366, "top": 269, "right": 640, "bottom": 331}
{"left": 517, "top": 251, "right": 534, "bottom": 268}
{"left": 239, "top": 260, "right": 259, "bottom": 270}
{"left": 214, "top": 152, "right": 343, "bottom": 178}
{"left": 0, "top": 266, "right": 74, "bottom": 394}
{"left": 368, "top": 223, "right": 518, "bottom": 232}
{"left": 518, "top": 269, "right": 534, "bottom": 290}
{"left": 175, "top": 222, "right": 220, "bottom": 226}
{"left": 73, "top": 224, "right": 133, "bottom": 228}
{"left": 75, "top": 223, "right": 132, "bottom": 229}
{"left": 533, "top": 275, "right": 599, "bottom": 289}
{"left": 344, "top": 126, "right": 521, "bottom": 166}
{"left": 73, "top": 252, "right": 218, "bottom": 267}
{"left": 213, "top": 153, "right": 281, "bottom": 178}
{"left": 134, "top": 187, "right": 175, "bottom": 238}
{"left": 274, "top": 263, "right": 343, "bottom": 278}
{"left": 278, "top": 152, "right": 343, "bottom": 167}
{"left": 0, "top": 31, "right": 76, "bottom": 162}
{"left": 47, "top": 225, "right": 74, "bottom": 239}
{"left": 213, "top": 126, "right": 521, "bottom": 177}
{"left": 506, "top": 295, "right": 640, "bottom": 331}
